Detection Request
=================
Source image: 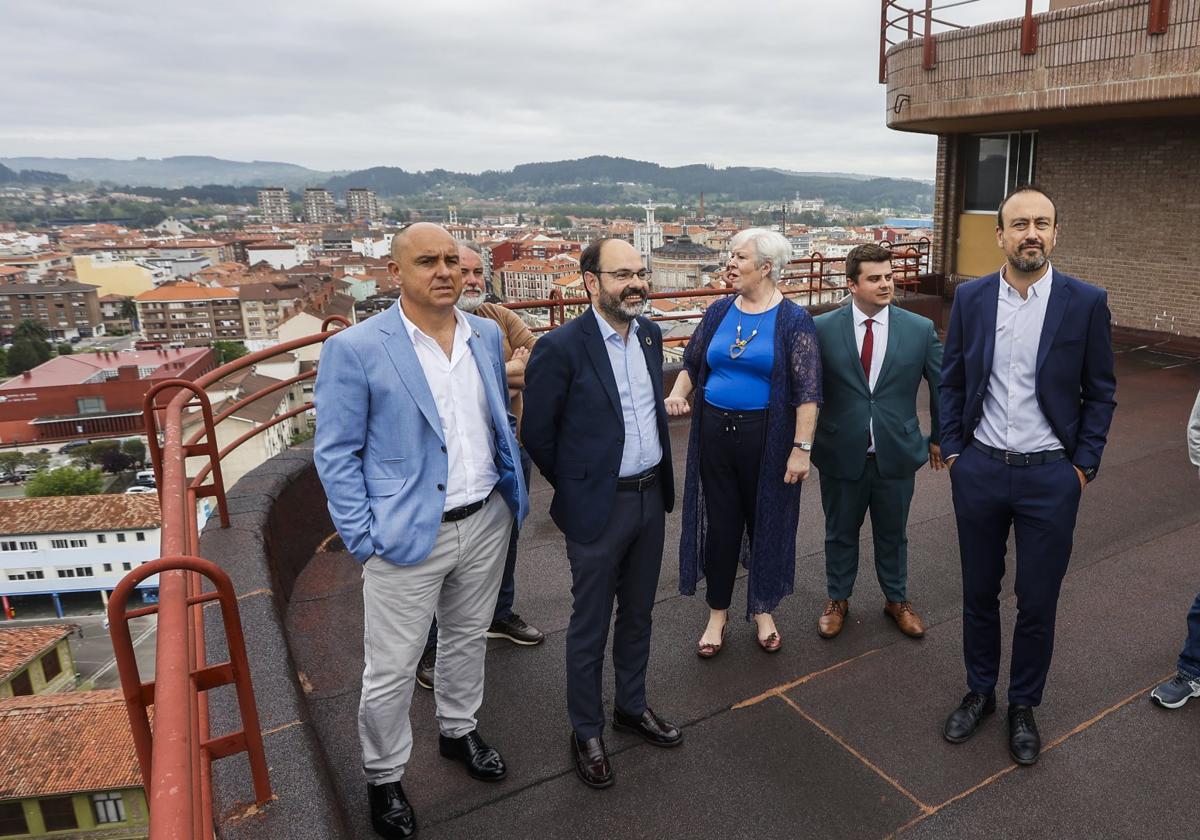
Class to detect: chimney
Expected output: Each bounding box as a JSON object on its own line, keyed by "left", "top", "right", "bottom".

{"left": 117, "top": 364, "right": 139, "bottom": 382}
{"left": 21, "top": 371, "right": 31, "bottom": 380}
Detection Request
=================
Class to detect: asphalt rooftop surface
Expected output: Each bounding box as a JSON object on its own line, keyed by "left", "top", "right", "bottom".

{"left": 286, "top": 336, "right": 1200, "bottom": 840}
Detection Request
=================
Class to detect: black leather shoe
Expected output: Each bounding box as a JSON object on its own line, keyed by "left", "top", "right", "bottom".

{"left": 571, "top": 733, "right": 614, "bottom": 789}
{"left": 438, "top": 730, "right": 506, "bottom": 781}
{"left": 487, "top": 613, "right": 545, "bottom": 646}
{"left": 943, "top": 691, "right": 996, "bottom": 743}
{"left": 1008, "top": 705, "right": 1041, "bottom": 766}
{"left": 612, "top": 706, "right": 683, "bottom": 748}
{"left": 415, "top": 646, "right": 435, "bottom": 691}
{"left": 367, "top": 781, "right": 416, "bottom": 839}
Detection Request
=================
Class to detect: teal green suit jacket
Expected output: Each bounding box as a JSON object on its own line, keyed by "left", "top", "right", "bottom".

{"left": 812, "top": 304, "right": 942, "bottom": 480}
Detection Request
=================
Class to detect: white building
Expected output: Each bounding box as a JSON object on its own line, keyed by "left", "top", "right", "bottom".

{"left": 0, "top": 495, "right": 161, "bottom": 617}
{"left": 244, "top": 242, "right": 306, "bottom": 271}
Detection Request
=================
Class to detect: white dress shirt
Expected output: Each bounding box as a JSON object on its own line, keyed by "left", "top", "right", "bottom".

{"left": 593, "top": 309, "right": 663, "bottom": 477}
{"left": 852, "top": 301, "right": 889, "bottom": 453}
{"left": 974, "top": 263, "right": 1061, "bottom": 454}
{"left": 397, "top": 305, "right": 499, "bottom": 510}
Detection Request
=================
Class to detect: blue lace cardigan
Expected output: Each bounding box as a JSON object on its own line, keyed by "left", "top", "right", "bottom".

{"left": 678, "top": 295, "right": 823, "bottom": 618}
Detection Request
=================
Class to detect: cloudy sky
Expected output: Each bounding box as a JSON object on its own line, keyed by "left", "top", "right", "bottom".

{"left": 1, "top": 0, "right": 1046, "bottom": 180}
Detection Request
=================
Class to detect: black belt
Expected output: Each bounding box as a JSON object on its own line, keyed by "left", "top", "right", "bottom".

{"left": 442, "top": 496, "right": 488, "bottom": 522}
{"left": 616, "top": 467, "right": 659, "bottom": 492}
{"left": 971, "top": 440, "right": 1067, "bottom": 466}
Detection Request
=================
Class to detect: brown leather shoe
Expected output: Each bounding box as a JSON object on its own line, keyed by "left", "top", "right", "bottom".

{"left": 817, "top": 599, "right": 849, "bottom": 639}
{"left": 883, "top": 601, "right": 926, "bottom": 638}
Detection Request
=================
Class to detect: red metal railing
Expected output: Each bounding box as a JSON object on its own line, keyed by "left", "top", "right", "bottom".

{"left": 107, "top": 241, "right": 931, "bottom": 838}
{"left": 880, "top": 0, "right": 1174, "bottom": 83}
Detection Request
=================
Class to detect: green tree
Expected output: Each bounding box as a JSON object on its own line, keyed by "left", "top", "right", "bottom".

{"left": 120, "top": 298, "right": 139, "bottom": 330}
{"left": 13, "top": 320, "right": 47, "bottom": 342}
{"left": 6, "top": 339, "right": 39, "bottom": 376}
{"left": 23, "top": 451, "right": 51, "bottom": 472}
{"left": 25, "top": 466, "right": 104, "bottom": 497}
{"left": 121, "top": 438, "right": 146, "bottom": 467}
{"left": 56, "top": 342, "right": 73, "bottom": 356}
{"left": 0, "top": 451, "right": 23, "bottom": 478}
{"left": 213, "top": 341, "right": 249, "bottom": 365}
{"left": 69, "top": 442, "right": 111, "bottom": 469}
{"left": 544, "top": 214, "right": 572, "bottom": 230}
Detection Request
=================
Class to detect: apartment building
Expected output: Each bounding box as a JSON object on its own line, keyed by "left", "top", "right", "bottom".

{"left": 497, "top": 254, "right": 580, "bottom": 301}
{"left": 135, "top": 282, "right": 245, "bottom": 346}
{"left": 256, "top": 187, "right": 292, "bottom": 226}
{"left": 238, "top": 283, "right": 304, "bottom": 341}
{"left": 0, "top": 282, "right": 104, "bottom": 342}
{"left": 303, "top": 188, "right": 337, "bottom": 225}
{"left": 345, "top": 188, "right": 380, "bottom": 222}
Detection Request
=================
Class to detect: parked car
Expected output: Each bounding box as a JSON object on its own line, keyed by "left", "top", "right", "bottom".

{"left": 134, "top": 469, "right": 156, "bottom": 488}
{"left": 124, "top": 486, "right": 155, "bottom": 494}
{"left": 60, "top": 440, "right": 91, "bottom": 454}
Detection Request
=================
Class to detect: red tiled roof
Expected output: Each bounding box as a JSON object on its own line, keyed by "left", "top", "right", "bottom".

{"left": 0, "top": 689, "right": 144, "bottom": 799}
{"left": 0, "top": 624, "right": 73, "bottom": 684}
{"left": 135, "top": 282, "right": 238, "bottom": 302}
{"left": 0, "top": 494, "right": 160, "bottom": 537}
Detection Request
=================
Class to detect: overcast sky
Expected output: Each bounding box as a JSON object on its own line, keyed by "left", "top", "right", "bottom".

{"left": 1, "top": 0, "right": 1047, "bottom": 180}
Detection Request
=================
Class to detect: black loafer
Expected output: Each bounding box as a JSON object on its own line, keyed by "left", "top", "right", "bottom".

{"left": 367, "top": 781, "right": 416, "bottom": 839}
{"left": 943, "top": 691, "right": 996, "bottom": 743}
{"left": 613, "top": 706, "right": 683, "bottom": 748}
{"left": 572, "top": 733, "right": 614, "bottom": 789}
{"left": 438, "top": 730, "right": 507, "bottom": 781}
{"left": 1008, "top": 704, "right": 1041, "bottom": 765}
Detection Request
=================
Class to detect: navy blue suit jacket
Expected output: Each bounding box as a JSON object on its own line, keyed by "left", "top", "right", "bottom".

{"left": 522, "top": 310, "right": 675, "bottom": 544}
{"left": 939, "top": 268, "right": 1117, "bottom": 472}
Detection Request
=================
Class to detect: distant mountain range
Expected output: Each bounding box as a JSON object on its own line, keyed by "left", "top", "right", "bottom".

{"left": 0, "top": 155, "right": 934, "bottom": 212}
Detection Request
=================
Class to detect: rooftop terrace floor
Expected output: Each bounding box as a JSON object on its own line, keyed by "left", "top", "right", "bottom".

{"left": 282, "top": 336, "right": 1200, "bottom": 839}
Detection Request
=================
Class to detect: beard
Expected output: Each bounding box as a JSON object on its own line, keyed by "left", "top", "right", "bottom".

{"left": 597, "top": 285, "right": 647, "bottom": 323}
{"left": 456, "top": 288, "right": 485, "bottom": 312}
{"left": 1008, "top": 243, "right": 1047, "bottom": 273}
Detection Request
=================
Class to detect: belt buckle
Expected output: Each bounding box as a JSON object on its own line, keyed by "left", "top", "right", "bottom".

{"left": 637, "top": 472, "right": 655, "bottom": 491}
{"left": 1004, "top": 450, "right": 1027, "bottom": 466}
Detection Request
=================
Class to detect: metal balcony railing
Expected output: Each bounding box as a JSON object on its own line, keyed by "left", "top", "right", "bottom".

{"left": 106, "top": 240, "right": 931, "bottom": 839}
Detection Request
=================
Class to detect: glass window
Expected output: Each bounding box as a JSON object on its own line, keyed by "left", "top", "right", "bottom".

{"left": 0, "top": 541, "right": 15, "bottom": 552}
{"left": 963, "top": 132, "right": 1038, "bottom": 213}
{"left": 92, "top": 792, "right": 126, "bottom": 824}
{"left": 117, "top": 533, "right": 127, "bottom": 543}
{"left": 103, "top": 563, "right": 112, "bottom": 572}
{"left": 136, "top": 533, "right": 145, "bottom": 542}
{"left": 122, "top": 562, "right": 132, "bottom": 571}
{"left": 50, "top": 539, "right": 69, "bottom": 549}
{"left": 9, "top": 670, "right": 33, "bottom": 696}
{"left": 0, "top": 801, "right": 28, "bottom": 836}
{"left": 76, "top": 397, "right": 107, "bottom": 415}
{"left": 39, "top": 796, "right": 78, "bottom": 831}
{"left": 97, "top": 534, "right": 107, "bottom": 544}
{"left": 41, "top": 648, "right": 62, "bottom": 681}
{"left": 19, "top": 541, "right": 36, "bottom": 551}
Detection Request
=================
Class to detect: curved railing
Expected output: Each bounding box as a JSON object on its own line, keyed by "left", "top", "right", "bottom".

{"left": 105, "top": 240, "right": 935, "bottom": 838}
{"left": 879, "top": 0, "right": 1037, "bottom": 83}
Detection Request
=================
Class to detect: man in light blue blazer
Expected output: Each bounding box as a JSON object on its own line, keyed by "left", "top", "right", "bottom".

{"left": 314, "top": 223, "right": 528, "bottom": 840}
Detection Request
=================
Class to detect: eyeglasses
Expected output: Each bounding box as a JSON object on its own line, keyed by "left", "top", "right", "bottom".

{"left": 596, "top": 269, "right": 652, "bottom": 282}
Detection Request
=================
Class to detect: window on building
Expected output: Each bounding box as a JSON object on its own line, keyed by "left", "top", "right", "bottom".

{"left": 57, "top": 568, "right": 75, "bottom": 578}
{"left": 92, "top": 792, "right": 126, "bottom": 824}
{"left": 0, "top": 541, "right": 17, "bottom": 551}
{"left": 103, "top": 563, "right": 112, "bottom": 572}
{"left": 39, "top": 796, "right": 78, "bottom": 831}
{"left": 963, "top": 131, "right": 1038, "bottom": 213}
{"left": 97, "top": 534, "right": 107, "bottom": 544}
{"left": 117, "top": 533, "right": 127, "bottom": 543}
{"left": 136, "top": 532, "right": 145, "bottom": 542}
{"left": 70, "top": 539, "right": 86, "bottom": 548}
{"left": 10, "top": 669, "right": 33, "bottom": 696}
{"left": 6, "top": 569, "right": 44, "bottom": 581}
{"left": 122, "top": 562, "right": 132, "bottom": 571}
{"left": 0, "top": 801, "right": 28, "bottom": 836}
{"left": 19, "top": 541, "right": 36, "bottom": 551}
{"left": 41, "top": 648, "right": 62, "bottom": 681}
{"left": 76, "top": 396, "right": 107, "bottom": 415}
{"left": 74, "top": 566, "right": 93, "bottom": 577}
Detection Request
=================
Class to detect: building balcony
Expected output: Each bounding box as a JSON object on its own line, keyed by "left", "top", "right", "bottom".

{"left": 882, "top": 0, "right": 1200, "bottom": 133}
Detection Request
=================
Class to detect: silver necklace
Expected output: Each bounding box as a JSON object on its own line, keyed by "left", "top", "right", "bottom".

{"left": 729, "top": 292, "right": 778, "bottom": 359}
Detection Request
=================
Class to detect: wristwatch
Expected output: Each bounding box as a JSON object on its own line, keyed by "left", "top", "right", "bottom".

{"left": 793, "top": 441, "right": 813, "bottom": 451}
{"left": 1076, "top": 465, "right": 1097, "bottom": 482}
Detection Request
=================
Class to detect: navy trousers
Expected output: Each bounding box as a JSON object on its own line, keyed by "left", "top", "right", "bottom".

{"left": 1177, "top": 589, "right": 1200, "bottom": 680}
{"left": 950, "top": 444, "right": 1082, "bottom": 706}
{"left": 565, "top": 482, "right": 665, "bottom": 739}
{"left": 426, "top": 447, "right": 532, "bottom": 650}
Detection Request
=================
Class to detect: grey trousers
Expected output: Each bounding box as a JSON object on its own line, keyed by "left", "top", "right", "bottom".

{"left": 359, "top": 490, "right": 513, "bottom": 784}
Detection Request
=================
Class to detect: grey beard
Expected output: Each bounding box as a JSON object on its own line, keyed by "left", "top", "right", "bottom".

{"left": 456, "top": 292, "right": 485, "bottom": 312}
{"left": 598, "top": 292, "right": 646, "bottom": 323}
{"left": 1008, "top": 250, "right": 1046, "bottom": 273}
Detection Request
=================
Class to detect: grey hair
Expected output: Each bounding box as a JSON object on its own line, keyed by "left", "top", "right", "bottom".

{"left": 459, "top": 239, "right": 483, "bottom": 255}
{"left": 729, "top": 228, "right": 791, "bottom": 281}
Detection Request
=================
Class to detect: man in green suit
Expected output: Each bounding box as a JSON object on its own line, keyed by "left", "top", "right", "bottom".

{"left": 812, "top": 243, "right": 944, "bottom": 640}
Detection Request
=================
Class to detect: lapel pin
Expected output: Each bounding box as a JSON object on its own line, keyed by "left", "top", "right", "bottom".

{"left": 473, "top": 329, "right": 480, "bottom": 338}
{"left": 644, "top": 336, "right": 652, "bottom": 346}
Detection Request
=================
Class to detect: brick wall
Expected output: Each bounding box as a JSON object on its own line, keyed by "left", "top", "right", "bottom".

{"left": 1038, "top": 116, "right": 1200, "bottom": 336}
{"left": 885, "top": 0, "right": 1200, "bottom": 131}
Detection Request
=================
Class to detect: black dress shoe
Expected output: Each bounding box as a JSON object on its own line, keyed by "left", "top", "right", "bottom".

{"left": 487, "top": 613, "right": 545, "bottom": 646}
{"left": 415, "top": 646, "right": 435, "bottom": 691}
{"left": 438, "top": 730, "right": 506, "bottom": 781}
{"left": 571, "top": 733, "right": 614, "bottom": 789}
{"left": 1008, "top": 705, "right": 1041, "bottom": 765}
{"left": 367, "top": 781, "right": 416, "bottom": 839}
{"left": 612, "top": 706, "right": 683, "bottom": 748}
{"left": 943, "top": 691, "right": 996, "bottom": 743}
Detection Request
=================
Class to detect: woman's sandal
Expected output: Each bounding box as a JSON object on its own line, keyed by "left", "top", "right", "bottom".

{"left": 697, "top": 622, "right": 728, "bottom": 659}
{"left": 756, "top": 631, "right": 782, "bottom": 653}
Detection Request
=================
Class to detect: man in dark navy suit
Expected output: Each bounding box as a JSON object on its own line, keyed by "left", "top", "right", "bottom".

{"left": 522, "top": 237, "right": 681, "bottom": 789}
{"left": 939, "top": 186, "right": 1117, "bottom": 766}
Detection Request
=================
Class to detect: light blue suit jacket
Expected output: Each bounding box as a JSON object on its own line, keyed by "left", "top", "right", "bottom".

{"left": 313, "top": 300, "right": 529, "bottom": 566}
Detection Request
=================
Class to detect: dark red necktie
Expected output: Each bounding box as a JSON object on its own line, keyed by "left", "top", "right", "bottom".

{"left": 861, "top": 318, "right": 874, "bottom": 383}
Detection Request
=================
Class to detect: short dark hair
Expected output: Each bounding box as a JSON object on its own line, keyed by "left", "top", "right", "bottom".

{"left": 579, "top": 238, "right": 613, "bottom": 280}
{"left": 845, "top": 243, "right": 894, "bottom": 284}
{"left": 997, "top": 184, "right": 1058, "bottom": 228}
